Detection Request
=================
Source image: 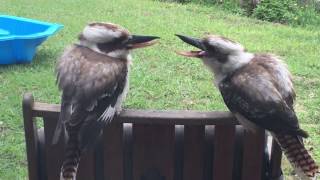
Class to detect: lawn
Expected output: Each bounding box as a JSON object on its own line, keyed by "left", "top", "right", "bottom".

{"left": 0, "top": 0, "right": 319, "bottom": 179}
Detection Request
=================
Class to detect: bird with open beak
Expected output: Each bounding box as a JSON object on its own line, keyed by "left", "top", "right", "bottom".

{"left": 176, "top": 34, "right": 319, "bottom": 179}
{"left": 53, "top": 22, "right": 159, "bottom": 180}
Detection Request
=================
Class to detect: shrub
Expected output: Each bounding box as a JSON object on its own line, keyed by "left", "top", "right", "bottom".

{"left": 220, "top": 1, "right": 246, "bottom": 15}
{"left": 293, "top": 4, "right": 320, "bottom": 27}
{"left": 252, "top": 0, "right": 298, "bottom": 24}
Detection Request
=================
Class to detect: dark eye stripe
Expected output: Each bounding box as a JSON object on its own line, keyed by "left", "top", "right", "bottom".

{"left": 202, "top": 41, "right": 229, "bottom": 63}
{"left": 97, "top": 36, "right": 128, "bottom": 53}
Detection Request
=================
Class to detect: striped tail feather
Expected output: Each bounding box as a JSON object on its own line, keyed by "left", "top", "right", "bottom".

{"left": 60, "top": 129, "right": 81, "bottom": 180}
{"left": 275, "top": 134, "right": 319, "bottom": 179}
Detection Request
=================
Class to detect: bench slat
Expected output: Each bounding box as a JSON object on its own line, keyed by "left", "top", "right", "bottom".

{"left": 32, "top": 102, "right": 238, "bottom": 125}
{"left": 103, "top": 123, "right": 124, "bottom": 180}
{"left": 77, "top": 151, "right": 95, "bottom": 180}
{"left": 204, "top": 125, "right": 215, "bottom": 180}
{"left": 270, "top": 139, "right": 283, "bottom": 179}
{"left": 213, "top": 125, "right": 235, "bottom": 180}
{"left": 133, "top": 124, "right": 175, "bottom": 180}
{"left": 43, "top": 115, "right": 64, "bottom": 180}
{"left": 23, "top": 93, "right": 40, "bottom": 180}
{"left": 184, "top": 125, "right": 205, "bottom": 180}
{"left": 241, "top": 129, "right": 266, "bottom": 180}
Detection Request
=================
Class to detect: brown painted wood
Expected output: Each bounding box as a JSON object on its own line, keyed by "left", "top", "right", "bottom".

{"left": 23, "top": 93, "right": 39, "bottom": 180}
{"left": 37, "top": 128, "right": 47, "bottom": 180}
{"left": 232, "top": 126, "right": 244, "bottom": 180}
{"left": 103, "top": 123, "right": 124, "bottom": 180}
{"left": 132, "top": 124, "right": 175, "bottom": 180}
{"left": 32, "top": 103, "right": 238, "bottom": 125}
{"left": 183, "top": 125, "right": 205, "bottom": 180}
{"left": 204, "top": 125, "right": 215, "bottom": 180}
{"left": 213, "top": 125, "right": 235, "bottom": 180}
{"left": 24, "top": 97, "right": 284, "bottom": 180}
{"left": 77, "top": 150, "right": 95, "bottom": 180}
{"left": 241, "top": 129, "right": 266, "bottom": 180}
{"left": 174, "top": 125, "right": 184, "bottom": 180}
{"left": 43, "top": 113, "right": 96, "bottom": 180}
{"left": 123, "top": 123, "right": 133, "bottom": 180}
{"left": 43, "top": 115, "right": 65, "bottom": 180}
{"left": 270, "top": 139, "right": 283, "bottom": 179}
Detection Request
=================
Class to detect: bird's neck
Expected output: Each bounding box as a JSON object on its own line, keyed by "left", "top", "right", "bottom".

{"left": 212, "top": 51, "right": 254, "bottom": 86}
{"left": 78, "top": 40, "right": 102, "bottom": 54}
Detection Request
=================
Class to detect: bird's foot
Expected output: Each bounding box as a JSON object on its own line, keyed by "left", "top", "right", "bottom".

{"left": 115, "top": 107, "right": 122, "bottom": 116}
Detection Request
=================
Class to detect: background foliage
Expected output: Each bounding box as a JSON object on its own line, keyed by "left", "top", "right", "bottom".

{"left": 158, "top": 0, "right": 320, "bottom": 27}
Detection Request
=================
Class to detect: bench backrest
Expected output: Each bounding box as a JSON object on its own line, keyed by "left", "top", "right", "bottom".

{"left": 23, "top": 93, "right": 283, "bottom": 180}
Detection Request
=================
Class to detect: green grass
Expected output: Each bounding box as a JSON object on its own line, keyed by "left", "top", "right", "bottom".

{"left": 0, "top": 0, "right": 319, "bottom": 179}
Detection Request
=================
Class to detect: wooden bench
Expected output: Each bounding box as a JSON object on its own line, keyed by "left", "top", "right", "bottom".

{"left": 22, "top": 93, "right": 283, "bottom": 180}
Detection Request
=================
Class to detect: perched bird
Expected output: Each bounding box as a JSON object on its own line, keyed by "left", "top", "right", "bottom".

{"left": 53, "top": 22, "right": 159, "bottom": 180}
{"left": 176, "top": 34, "right": 319, "bottom": 179}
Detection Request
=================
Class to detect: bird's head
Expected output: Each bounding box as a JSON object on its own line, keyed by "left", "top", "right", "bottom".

{"left": 175, "top": 34, "right": 253, "bottom": 77}
{"left": 78, "top": 22, "right": 159, "bottom": 59}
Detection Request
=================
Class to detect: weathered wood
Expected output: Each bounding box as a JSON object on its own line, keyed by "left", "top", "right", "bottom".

{"left": 77, "top": 150, "right": 95, "bottom": 180}
{"left": 123, "top": 123, "right": 133, "bottom": 180}
{"left": 232, "top": 126, "right": 244, "bottom": 180}
{"left": 174, "top": 125, "right": 184, "bottom": 180}
{"left": 23, "top": 93, "right": 40, "bottom": 180}
{"left": 213, "top": 125, "right": 235, "bottom": 180}
{"left": 43, "top": 115, "right": 96, "bottom": 180}
{"left": 270, "top": 139, "right": 283, "bottom": 179}
{"left": 43, "top": 115, "right": 64, "bottom": 180}
{"left": 204, "top": 125, "right": 215, "bottom": 180}
{"left": 37, "top": 128, "right": 47, "bottom": 180}
{"left": 241, "top": 129, "right": 266, "bottom": 180}
{"left": 95, "top": 138, "right": 104, "bottom": 180}
{"left": 23, "top": 94, "right": 283, "bottom": 180}
{"left": 132, "top": 124, "right": 175, "bottom": 180}
{"left": 183, "top": 125, "right": 205, "bottom": 180}
{"left": 103, "top": 123, "right": 124, "bottom": 180}
{"left": 32, "top": 102, "right": 238, "bottom": 125}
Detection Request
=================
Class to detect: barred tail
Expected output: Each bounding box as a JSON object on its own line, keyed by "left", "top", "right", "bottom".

{"left": 275, "top": 134, "right": 319, "bottom": 179}
{"left": 60, "top": 131, "right": 81, "bottom": 180}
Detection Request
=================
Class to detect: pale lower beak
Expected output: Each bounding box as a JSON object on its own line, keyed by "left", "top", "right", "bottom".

{"left": 126, "top": 35, "right": 160, "bottom": 49}
{"left": 175, "top": 34, "right": 206, "bottom": 58}
{"left": 175, "top": 50, "right": 206, "bottom": 58}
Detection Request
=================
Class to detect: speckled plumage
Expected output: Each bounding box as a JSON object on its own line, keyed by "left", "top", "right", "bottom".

{"left": 55, "top": 45, "right": 128, "bottom": 180}
{"left": 54, "top": 22, "right": 158, "bottom": 180}
{"left": 176, "top": 34, "right": 319, "bottom": 179}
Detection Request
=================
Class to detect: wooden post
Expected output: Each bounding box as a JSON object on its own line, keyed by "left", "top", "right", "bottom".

{"left": 23, "top": 93, "right": 39, "bottom": 180}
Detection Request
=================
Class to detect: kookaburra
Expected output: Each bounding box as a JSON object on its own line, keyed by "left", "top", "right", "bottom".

{"left": 176, "top": 34, "right": 319, "bottom": 179}
{"left": 53, "top": 22, "right": 159, "bottom": 180}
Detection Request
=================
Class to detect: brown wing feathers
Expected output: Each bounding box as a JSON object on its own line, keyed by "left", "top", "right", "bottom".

{"left": 55, "top": 45, "right": 127, "bottom": 180}
{"left": 219, "top": 56, "right": 318, "bottom": 178}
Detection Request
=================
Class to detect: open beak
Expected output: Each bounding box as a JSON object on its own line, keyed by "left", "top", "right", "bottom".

{"left": 126, "top": 35, "right": 160, "bottom": 49}
{"left": 175, "top": 34, "right": 206, "bottom": 58}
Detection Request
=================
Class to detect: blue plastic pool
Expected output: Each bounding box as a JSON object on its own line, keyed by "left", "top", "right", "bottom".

{"left": 0, "top": 15, "right": 63, "bottom": 64}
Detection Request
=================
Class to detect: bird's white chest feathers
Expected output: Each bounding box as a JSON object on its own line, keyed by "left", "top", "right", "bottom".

{"left": 114, "top": 63, "right": 130, "bottom": 113}
{"left": 203, "top": 52, "right": 254, "bottom": 87}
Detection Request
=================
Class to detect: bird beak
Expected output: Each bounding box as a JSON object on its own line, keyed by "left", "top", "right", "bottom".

{"left": 126, "top": 35, "right": 160, "bottom": 49}
{"left": 175, "top": 34, "right": 206, "bottom": 58}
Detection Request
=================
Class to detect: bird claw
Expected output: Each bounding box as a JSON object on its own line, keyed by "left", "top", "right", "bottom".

{"left": 116, "top": 108, "right": 122, "bottom": 116}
